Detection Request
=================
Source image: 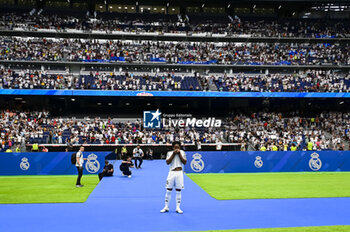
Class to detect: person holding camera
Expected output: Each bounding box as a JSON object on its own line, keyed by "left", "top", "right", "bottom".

{"left": 133, "top": 145, "right": 144, "bottom": 169}
{"left": 119, "top": 156, "right": 134, "bottom": 178}
{"left": 160, "top": 141, "right": 187, "bottom": 214}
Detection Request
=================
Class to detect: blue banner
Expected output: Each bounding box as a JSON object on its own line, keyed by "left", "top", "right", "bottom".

{"left": 1, "top": 151, "right": 350, "bottom": 175}
{"left": 0, "top": 89, "right": 350, "bottom": 98}
{"left": 0, "top": 152, "right": 109, "bottom": 175}
{"left": 184, "top": 151, "right": 350, "bottom": 173}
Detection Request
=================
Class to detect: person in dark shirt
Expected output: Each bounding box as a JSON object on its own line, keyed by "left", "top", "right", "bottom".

{"left": 98, "top": 160, "right": 114, "bottom": 181}
{"left": 119, "top": 156, "right": 134, "bottom": 178}
{"left": 146, "top": 148, "right": 153, "bottom": 160}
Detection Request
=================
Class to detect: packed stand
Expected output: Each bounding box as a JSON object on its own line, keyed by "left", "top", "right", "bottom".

{"left": 225, "top": 112, "right": 349, "bottom": 151}
{"left": 0, "top": 69, "right": 201, "bottom": 91}
{"left": 0, "top": 110, "right": 227, "bottom": 152}
{"left": 0, "top": 110, "right": 349, "bottom": 152}
{"left": 78, "top": 72, "right": 201, "bottom": 90}
{"left": 2, "top": 69, "right": 350, "bottom": 92}
{"left": 1, "top": 12, "right": 349, "bottom": 38}
{"left": 1, "top": 38, "right": 350, "bottom": 65}
{"left": 209, "top": 70, "right": 350, "bottom": 92}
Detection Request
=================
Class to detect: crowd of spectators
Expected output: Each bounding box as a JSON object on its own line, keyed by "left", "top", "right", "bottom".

{"left": 1, "top": 38, "right": 349, "bottom": 65}
{"left": 1, "top": 12, "right": 349, "bottom": 38}
{"left": 2, "top": 69, "right": 350, "bottom": 92}
{"left": 0, "top": 110, "right": 348, "bottom": 152}
{"left": 0, "top": 110, "right": 225, "bottom": 152}
{"left": 0, "top": 69, "right": 201, "bottom": 90}
{"left": 0, "top": 11, "right": 348, "bottom": 153}
{"left": 225, "top": 111, "right": 349, "bottom": 151}
{"left": 208, "top": 70, "right": 350, "bottom": 92}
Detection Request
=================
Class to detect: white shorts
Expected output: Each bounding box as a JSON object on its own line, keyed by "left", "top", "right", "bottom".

{"left": 166, "top": 170, "right": 184, "bottom": 190}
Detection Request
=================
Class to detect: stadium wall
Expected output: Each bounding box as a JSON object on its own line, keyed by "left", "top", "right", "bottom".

{"left": 184, "top": 151, "right": 350, "bottom": 173}
{"left": 0, "top": 152, "right": 109, "bottom": 175}
{"left": 1, "top": 151, "right": 350, "bottom": 175}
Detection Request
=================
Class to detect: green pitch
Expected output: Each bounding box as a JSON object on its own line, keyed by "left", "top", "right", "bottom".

{"left": 186, "top": 225, "right": 350, "bottom": 232}
{"left": 0, "top": 175, "right": 99, "bottom": 204}
{"left": 187, "top": 172, "right": 350, "bottom": 200}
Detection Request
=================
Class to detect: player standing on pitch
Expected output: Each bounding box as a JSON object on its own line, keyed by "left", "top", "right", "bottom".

{"left": 160, "top": 141, "right": 187, "bottom": 214}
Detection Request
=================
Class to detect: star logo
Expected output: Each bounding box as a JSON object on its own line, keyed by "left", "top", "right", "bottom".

{"left": 150, "top": 109, "right": 162, "bottom": 122}
{"left": 143, "top": 109, "right": 162, "bottom": 128}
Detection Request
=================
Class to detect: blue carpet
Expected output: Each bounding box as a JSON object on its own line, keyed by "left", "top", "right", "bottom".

{"left": 1, "top": 160, "right": 350, "bottom": 232}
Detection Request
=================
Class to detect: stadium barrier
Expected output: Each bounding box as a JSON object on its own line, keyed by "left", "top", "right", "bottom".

{"left": 1, "top": 151, "right": 349, "bottom": 175}
{"left": 184, "top": 151, "right": 350, "bottom": 173}
{"left": 0, "top": 152, "right": 109, "bottom": 175}
{"left": 0, "top": 29, "right": 344, "bottom": 42}
{"left": 1, "top": 89, "right": 350, "bottom": 98}
{"left": 24, "top": 143, "right": 241, "bottom": 154}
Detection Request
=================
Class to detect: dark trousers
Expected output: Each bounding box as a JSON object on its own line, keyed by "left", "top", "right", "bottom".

{"left": 76, "top": 166, "right": 83, "bottom": 185}
{"left": 98, "top": 170, "right": 113, "bottom": 181}
{"left": 122, "top": 169, "right": 132, "bottom": 176}
{"left": 134, "top": 157, "right": 143, "bottom": 168}
{"left": 120, "top": 166, "right": 132, "bottom": 176}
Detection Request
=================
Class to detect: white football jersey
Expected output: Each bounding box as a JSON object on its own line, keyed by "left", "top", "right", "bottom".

{"left": 166, "top": 150, "right": 186, "bottom": 170}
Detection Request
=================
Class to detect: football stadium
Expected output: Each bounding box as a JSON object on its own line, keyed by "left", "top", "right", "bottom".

{"left": 1, "top": 0, "right": 350, "bottom": 231}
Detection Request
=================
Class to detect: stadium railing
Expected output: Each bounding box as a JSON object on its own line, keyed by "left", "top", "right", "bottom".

{"left": 1, "top": 29, "right": 350, "bottom": 43}
{"left": 1, "top": 60, "right": 350, "bottom": 71}
{"left": 25, "top": 143, "right": 243, "bottom": 157}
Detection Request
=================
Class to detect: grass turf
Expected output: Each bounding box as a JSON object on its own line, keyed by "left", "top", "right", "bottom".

{"left": 0, "top": 175, "right": 99, "bottom": 204}
{"left": 185, "top": 225, "right": 350, "bottom": 232}
{"left": 187, "top": 172, "right": 350, "bottom": 200}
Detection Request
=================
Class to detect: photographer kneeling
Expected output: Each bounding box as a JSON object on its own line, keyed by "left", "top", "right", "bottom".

{"left": 98, "top": 160, "right": 114, "bottom": 181}
{"left": 120, "top": 156, "right": 134, "bottom": 178}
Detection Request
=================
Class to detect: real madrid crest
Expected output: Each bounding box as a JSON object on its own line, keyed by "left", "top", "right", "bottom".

{"left": 190, "top": 153, "right": 205, "bottom": 172}
{"left": 20, "top": 157, "right": 30, "bottom": 171}
{"left": 309, "top": 152, "right": 322, "bottom": 171}
{"left": 85, "top": 153, "right": 100, "bottom": 173}
{"left": 254, "top": 156, "right": 263, "bottom": 168}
